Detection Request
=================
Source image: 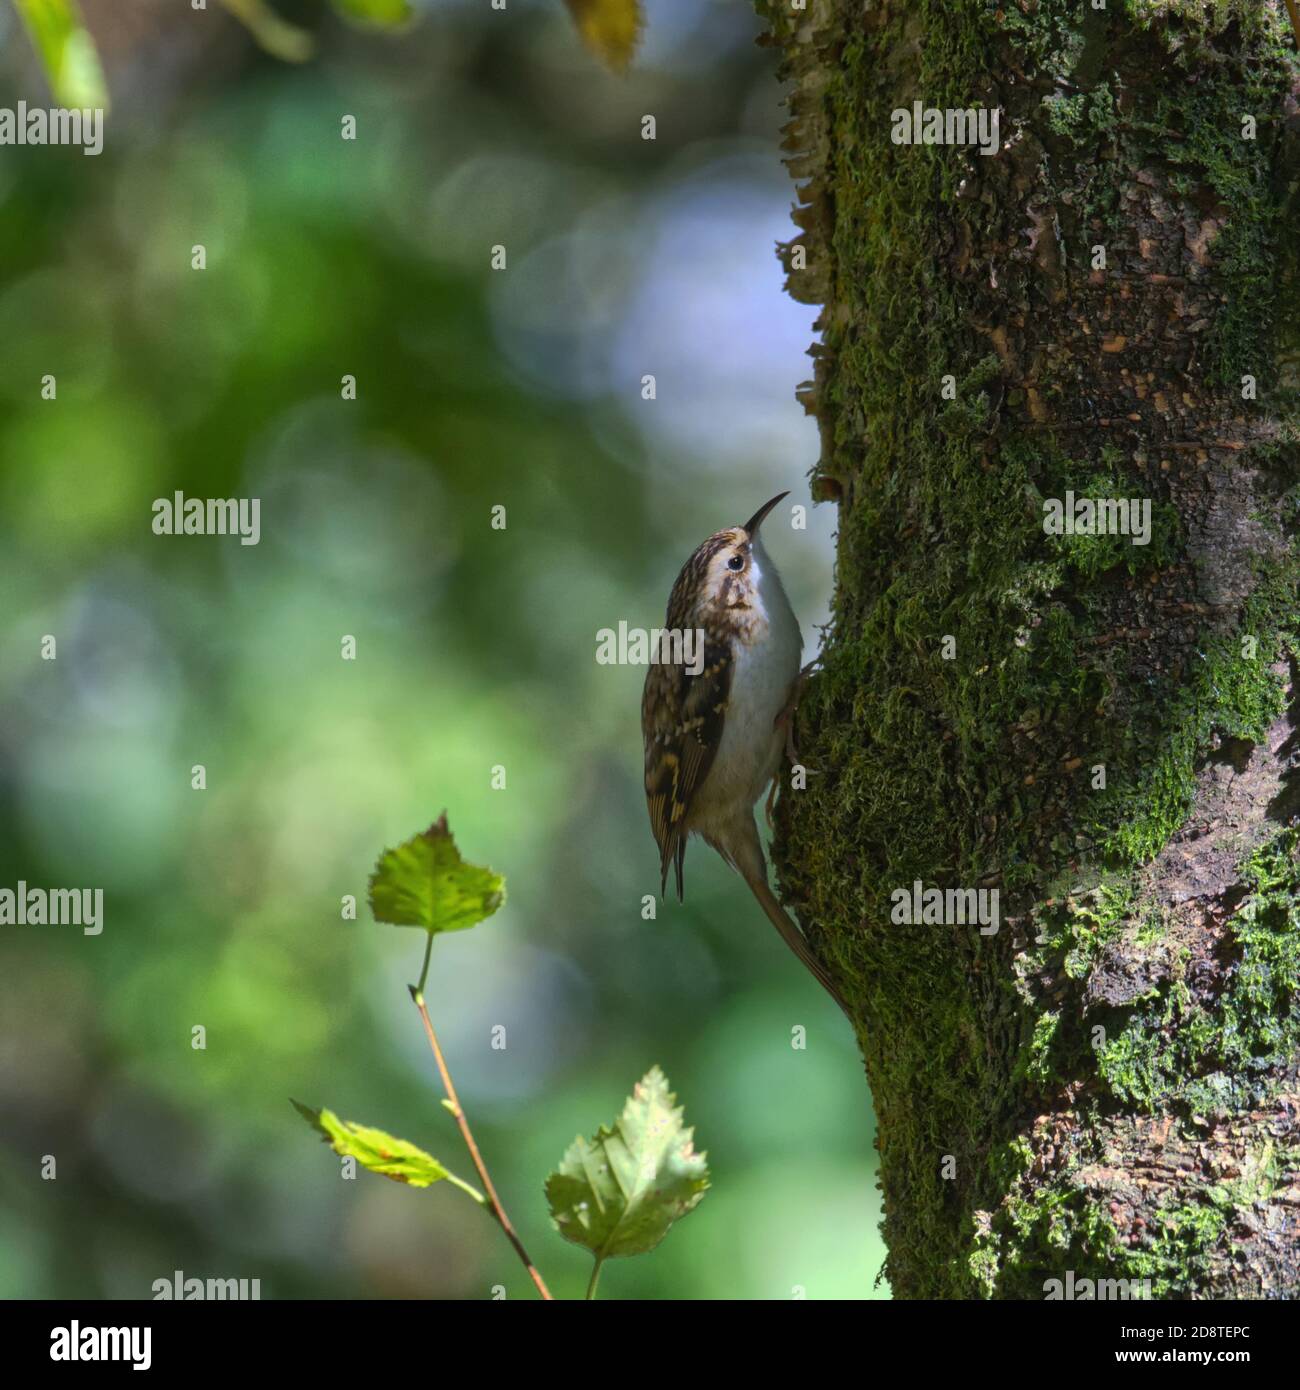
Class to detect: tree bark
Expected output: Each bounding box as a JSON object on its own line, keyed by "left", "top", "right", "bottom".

{"left": 760, "top": 0, "right": 1300, "bottom": 1298}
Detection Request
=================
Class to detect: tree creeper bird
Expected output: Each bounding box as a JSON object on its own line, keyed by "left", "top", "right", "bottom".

{"left": 641, "top": 494, "right": 849, "bottom": 1017}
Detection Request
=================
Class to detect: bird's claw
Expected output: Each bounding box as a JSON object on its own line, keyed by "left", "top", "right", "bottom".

{"left": 768, "top": 655, "right": 827, "bottom": 824}
{"left": 775, "top": 667, "right": 813, "bottom": 765}
{"left": 783, "top": 715, "right": 799, "bottom": 768}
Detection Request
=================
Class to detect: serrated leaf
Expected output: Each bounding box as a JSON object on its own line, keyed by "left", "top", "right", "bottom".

{"left": 368, "top": 815, "right": 505, "bottom": 935}
{"left": 330, "top": 0, "right": 414, "bottom": 27}
{"left": 563, "top": 0, "right": 642, "bottom": 75}
{"left": 14, "top": 0, "right": 108, "bottom": 109}
{"left": 292, "top": 1101, "right": 450, "bottom": 1187}
{"left": 221, "top": 0, "right": 314, "bottom": 63}
{"left": 545, "top": 1066, "right": 709, "bottom": 1259}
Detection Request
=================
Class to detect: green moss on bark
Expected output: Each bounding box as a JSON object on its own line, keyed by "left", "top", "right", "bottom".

{"left": 761, "top": 0, "right": 1300, "bottom": 1297}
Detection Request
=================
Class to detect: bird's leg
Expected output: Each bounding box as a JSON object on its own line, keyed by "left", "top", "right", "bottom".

{"left": 764, "top": 772, "right": 780, "bottom": 829}
{"left": 774, "top": 687, "right": 800, "bottom": 765}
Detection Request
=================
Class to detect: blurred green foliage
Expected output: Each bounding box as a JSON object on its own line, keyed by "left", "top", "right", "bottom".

{"left": 14, "top": 0, "right": 633, "bottom": 89}
{"left": 13, "top": 0, "right": 107, "bottom": 107}
{"left": 0, "top": 0, "right": 885, "bottom": 1299}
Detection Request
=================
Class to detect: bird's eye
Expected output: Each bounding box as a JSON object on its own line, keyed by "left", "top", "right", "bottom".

{"left": 727, "top": 554, "right": 744, "bottom": 571}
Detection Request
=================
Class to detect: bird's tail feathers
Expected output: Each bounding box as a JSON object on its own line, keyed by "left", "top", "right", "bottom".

{"left": 745, "top": 871, "right": 852, "bottom": 1019}
{"left": 659, "top": 833, "right": 687, "bottom": 902}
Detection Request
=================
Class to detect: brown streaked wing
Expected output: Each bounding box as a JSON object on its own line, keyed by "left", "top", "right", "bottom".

{"left": 641, "top": 634, "right": 732, "bottom": 900}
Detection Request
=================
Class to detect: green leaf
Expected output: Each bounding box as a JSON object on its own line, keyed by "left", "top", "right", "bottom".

{"left": 562, "top": 0, "right": 642, "bottom": 74}
{"left": 13, "top": 0, "right": 108, "bottom": 109}
{"left": 330, "top": 0, "right": 414, "bottom": 28}
{"left": 545, "top": 1066, "right": 709, "bottom": 1259}
{"left": 369, "top": 815, "right": 506, "bottom": 935}
{"left": 292, "top": 1101, "right": 451, "bottom": 1188}
{"left": 220, "top": 0, "right": 314, "bottom": 63}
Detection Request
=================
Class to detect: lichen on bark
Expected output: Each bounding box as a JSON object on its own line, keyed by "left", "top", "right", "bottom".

{"left": 758, "top": 0, "right": 1300, "bottom": 1297}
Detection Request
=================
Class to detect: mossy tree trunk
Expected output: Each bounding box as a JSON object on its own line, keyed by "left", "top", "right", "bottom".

{"left": 760, "top": 0, "right": 1300, "bottom": 1298}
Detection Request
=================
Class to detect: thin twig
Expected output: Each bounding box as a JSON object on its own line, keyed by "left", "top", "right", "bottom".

{"left": 417, "top": 930, "right": 435, "bottom": 995}
{"left": 409, "top": 983, "right": 553, "bottom": 1300}
{"left": 1286, "top": 0, "right": 1300, "bottom": 52}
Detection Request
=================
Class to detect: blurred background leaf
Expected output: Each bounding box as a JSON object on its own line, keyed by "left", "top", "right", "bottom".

{"left": 330, "top": 0, "right": 414, "bottom": 30}
{"left": 13, "top": 0, "right": 108, "bottom": 107}
{"left": 563, "top": 0, "right": 642, "bottom": 73}
{"left": 220, "top": 0, "right": 313, "bottom": 63}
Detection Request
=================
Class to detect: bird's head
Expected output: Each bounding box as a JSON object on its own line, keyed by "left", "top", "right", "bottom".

{"left": 673, "top": 492, "right": 788, "bottom": 617}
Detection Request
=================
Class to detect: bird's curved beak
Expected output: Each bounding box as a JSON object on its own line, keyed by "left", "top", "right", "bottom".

{"left": 742, "top": 492, "right": 789, "bottom": 537}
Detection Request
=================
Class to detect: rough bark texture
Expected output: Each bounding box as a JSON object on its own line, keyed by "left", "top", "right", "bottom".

{"left": 759, "top": 0, "right": 1300, "bottom": 1298}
